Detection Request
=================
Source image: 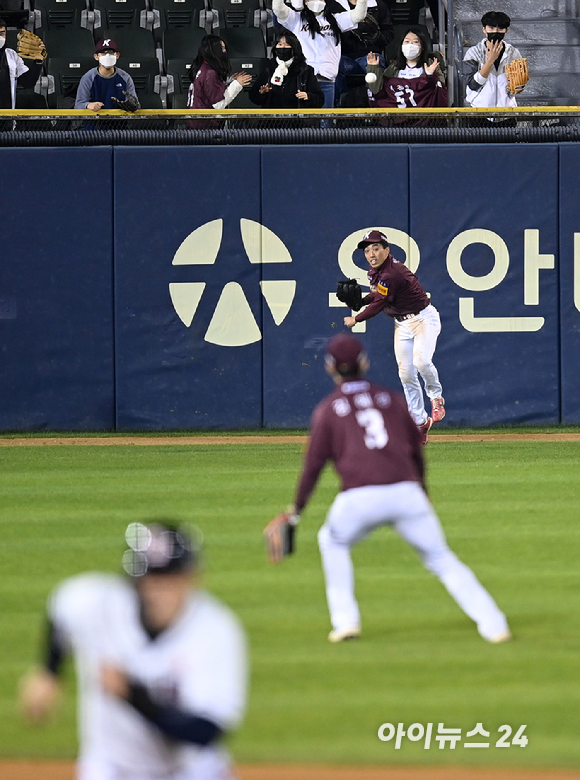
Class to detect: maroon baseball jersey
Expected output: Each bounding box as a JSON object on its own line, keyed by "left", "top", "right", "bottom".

{"left": 294, "top": 379, "right": 424, "bottom": 512}
{"left": 187, "top": 62, "right": 227, "bottom": 108}
{"left": 354, "top": 254, "right": 430, "bottom": 322}
{"left": 368, "top": 72, "right": 447, "bottom": 109}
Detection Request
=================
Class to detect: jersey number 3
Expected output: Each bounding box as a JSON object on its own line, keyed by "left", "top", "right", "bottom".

{"left": 355, "top": 408, "right": 389, "bottom": 449}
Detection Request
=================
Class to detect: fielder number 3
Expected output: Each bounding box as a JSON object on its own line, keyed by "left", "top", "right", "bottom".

{"left": 356, "top": 408, "right": 389, "bottom": 449}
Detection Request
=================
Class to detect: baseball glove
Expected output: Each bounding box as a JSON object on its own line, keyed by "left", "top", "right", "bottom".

{"left": 505, "top": 58, "right": 528, "bottom": 95}
{"left": 263, "top": 510, "right": 299, "bottom": 563}
{"left": 336, "top": 279, "right": 363, "bottom": 311}
{"left": 111, "top": 91, "right": 141, "bottom": 112}
{"left": 16, "top": 29, "right": 47, "bottom": 61}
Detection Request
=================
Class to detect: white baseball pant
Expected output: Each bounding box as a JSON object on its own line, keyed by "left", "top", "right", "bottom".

{"left": 394, "top": 304, "right": 443, "bottom": 425}
{"left": 77, "top": 752, "right": 236, "bottom": 780}
{"left": 317, "top": 482, "right": 509, "bottom": 641}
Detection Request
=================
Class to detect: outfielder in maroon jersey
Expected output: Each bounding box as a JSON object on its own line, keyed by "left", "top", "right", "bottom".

{"left": 344, "top": 229, "right": 445, "bottom": 443}
{"left": 291, "top": 333, "right": 511, "bottom": 644}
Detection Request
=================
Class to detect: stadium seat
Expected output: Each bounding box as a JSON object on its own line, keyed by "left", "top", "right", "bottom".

{"left": 15, "top": 86, "right": 48, "bottom": 108}
{"left": 0, "top": 9, "right": 32, "bottom": 30}
{"left": 166, "top": 56, "right": 193, "bottom": 99}
{"left": 229, "top": 53, "right": 265, "bottom": 104}
{"left": 42, "top": 27, "right": 95, "bottom": 58}
{"left": 115, "top": 52, "right": 172, "bottom": 106}
{"left": 97, "top": 26, "right": 157, "bottom": 57}
{"left": 171, "top": 91, "right": 188, "bottom": 107}
{"left": 5, "top": 29, "right": 20, "bottom": 51}
{"left": 221, "top": 26, "right": 265, "bottom": 57}
{"left": 44, "top": 55, "right": 94, "bottom": 106}
{"left": 208, "top": 0, "right": 271, "bottom": 40}
{"left": 161, "top": 27, "right": 205, "bottom": 61}
{"left": 120, "top": 53, "right": 160, "bottom": 90}
{"left": 210, "top": 0, "right": 256, "bottom": 27}
{"left": 136, "top": 92, "right": 164, "bottom": 107}
{"left": 93, "top": 0, "right": 148, "bottom": 30}
{"left": 151, "top": 0, "right": 211, "bottom": 31}
{"left": 385, "top": 0, "right": 423, "bottom": 26}
{"left": 32, "top": 0, "right": 93, "bottom": 30}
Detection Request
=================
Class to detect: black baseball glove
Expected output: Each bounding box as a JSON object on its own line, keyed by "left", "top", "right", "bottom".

{"left": 111, "top": 91, "right": 141, "bottom": 112}
{"left": 336, "top": 279, "right": 363, "bottom": 311}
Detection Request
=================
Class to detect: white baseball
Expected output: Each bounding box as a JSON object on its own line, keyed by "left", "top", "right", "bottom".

{"left": 365, "top": 72, "right": 377, "bottom": 84}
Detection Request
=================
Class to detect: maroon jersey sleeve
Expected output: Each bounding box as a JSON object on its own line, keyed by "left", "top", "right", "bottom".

{"left": 356, "top": 257, "right": 429, "bottom": 320}
{"left": 294, "top": 380, "right": 424, "bottom": 512}
{"left": 191, "top": 63, "right": 227, "bottom": 108}
{"left": 354, "top": 291, "right": 388, "bottom": 322}
{"left": 294, "top": 401, "right": 333, "bottom": 512}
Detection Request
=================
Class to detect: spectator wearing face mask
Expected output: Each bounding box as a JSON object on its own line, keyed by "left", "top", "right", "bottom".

{"left": 365, "top": 27, "right": 446, "bottom": 109}
{"left": 249, "top": 30, "right": 324, "bottom": 108}
{"left": 0, "top": 18, "right": 45, "bottom": 109}
{"left": 75, "top": 38, "right": 140, "bottom": 111}
{"left": 463, "top": 11, "right": 524, "bottom": 109}
{"left": 271, "top": 0, "right": 368, "bottom": 108}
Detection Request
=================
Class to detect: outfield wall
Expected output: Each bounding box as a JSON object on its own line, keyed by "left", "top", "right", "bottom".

{"left": 1, "top": 143, "right": 579, "bottom": 430}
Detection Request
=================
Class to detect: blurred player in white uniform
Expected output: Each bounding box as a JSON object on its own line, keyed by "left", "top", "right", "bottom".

{"left": 291, "top": 333, "right": 511, "bottom": 644}
{"left": 20, "top": 521, "right": 248, "bottom": 780}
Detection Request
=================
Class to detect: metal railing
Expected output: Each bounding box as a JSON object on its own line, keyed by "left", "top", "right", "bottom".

{"left": 1, "top": 107, "right": 580, "bottom": 144}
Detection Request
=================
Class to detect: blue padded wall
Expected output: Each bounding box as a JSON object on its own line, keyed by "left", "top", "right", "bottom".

{"left": 0, "top": 148, "right": 114, "bottom": 430}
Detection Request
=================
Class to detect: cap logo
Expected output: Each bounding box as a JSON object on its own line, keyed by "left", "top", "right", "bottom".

{"left": 103, "top": 38, "right": 111, "bottom": 46}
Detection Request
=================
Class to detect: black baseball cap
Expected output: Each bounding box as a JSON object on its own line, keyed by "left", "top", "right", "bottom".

{"left": 122, "top": 521, "right": 198, "bottom": 577}
{"left": 357, "top": 229, "right": 389, "bottom": 249}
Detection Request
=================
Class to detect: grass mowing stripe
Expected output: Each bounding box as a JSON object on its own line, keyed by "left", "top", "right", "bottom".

{"left": 0, "top": 441, "right": 578, "bottom": 767}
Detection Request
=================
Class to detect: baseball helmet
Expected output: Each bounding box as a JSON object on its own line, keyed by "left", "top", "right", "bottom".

{"left": 122, "top": 521, "right": 200, "bottom": 577}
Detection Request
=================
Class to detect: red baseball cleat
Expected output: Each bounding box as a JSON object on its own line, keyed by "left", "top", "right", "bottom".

{"left": 418, "top": 416, "right": 433, "bottom": 445}
{"left": 431, "top": 397, "right": 445, "bottom": 423}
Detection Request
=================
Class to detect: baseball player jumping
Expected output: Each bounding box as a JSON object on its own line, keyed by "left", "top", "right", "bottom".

{"left": 20, "top": 521, "right": 247, "bottom": 780}
{"left": 275, "top": 333, "right": 510, "bottom": 644}
{"left": 342, "top": 229, "right": 445, "bottom": 444}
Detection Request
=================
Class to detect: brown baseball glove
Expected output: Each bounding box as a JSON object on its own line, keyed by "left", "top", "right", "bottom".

{"left": 263, "top": 510, "right": 299, "bottom": 563}
{"left": 17, "top": 30, "right": 47, "bottom": 61}
{"left": 505, "top": 58, "right": 528, "bottom": 95}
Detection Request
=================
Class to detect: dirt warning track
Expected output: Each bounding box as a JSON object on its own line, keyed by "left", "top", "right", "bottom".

{"left": 1, "top": 433, "right": 580, "bottom": 446}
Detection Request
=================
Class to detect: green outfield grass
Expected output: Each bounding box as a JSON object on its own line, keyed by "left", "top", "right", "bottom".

{"left": 0, "top": 438, "right": 579, "bottom": 768}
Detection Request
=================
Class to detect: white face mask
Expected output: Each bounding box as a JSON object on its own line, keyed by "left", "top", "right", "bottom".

{"left": 99, "top": 53, "right": 117, "bottom": 68}
{"left": 0, "top": 36, "right": 5, "bottom": 49}
{"left": 306, "top": 0, "right": 326, "bottom": 13}
{"left": 402, "top": 43, "right": 421, "bottom": 60}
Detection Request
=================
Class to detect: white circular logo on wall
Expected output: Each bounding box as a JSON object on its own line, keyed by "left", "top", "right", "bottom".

{"left": 169, "top": 219, "right": 296, "bottom": 347}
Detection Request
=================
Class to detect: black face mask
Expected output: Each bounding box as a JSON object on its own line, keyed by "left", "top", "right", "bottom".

{"left": 275, "top": 47, "right": 294, "bottom": 61}
{"left": 486, "top": 32, "right": 505, "bottom": 43}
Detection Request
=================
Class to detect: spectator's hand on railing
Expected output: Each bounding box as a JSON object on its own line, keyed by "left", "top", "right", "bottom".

{"left": 87, "top": 102, "right": 104, "bottom": 111}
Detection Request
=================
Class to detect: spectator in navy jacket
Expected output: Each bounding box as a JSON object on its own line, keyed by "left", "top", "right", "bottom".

{"left": 75, "top": 38, "right": 140, "bottom": 111}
